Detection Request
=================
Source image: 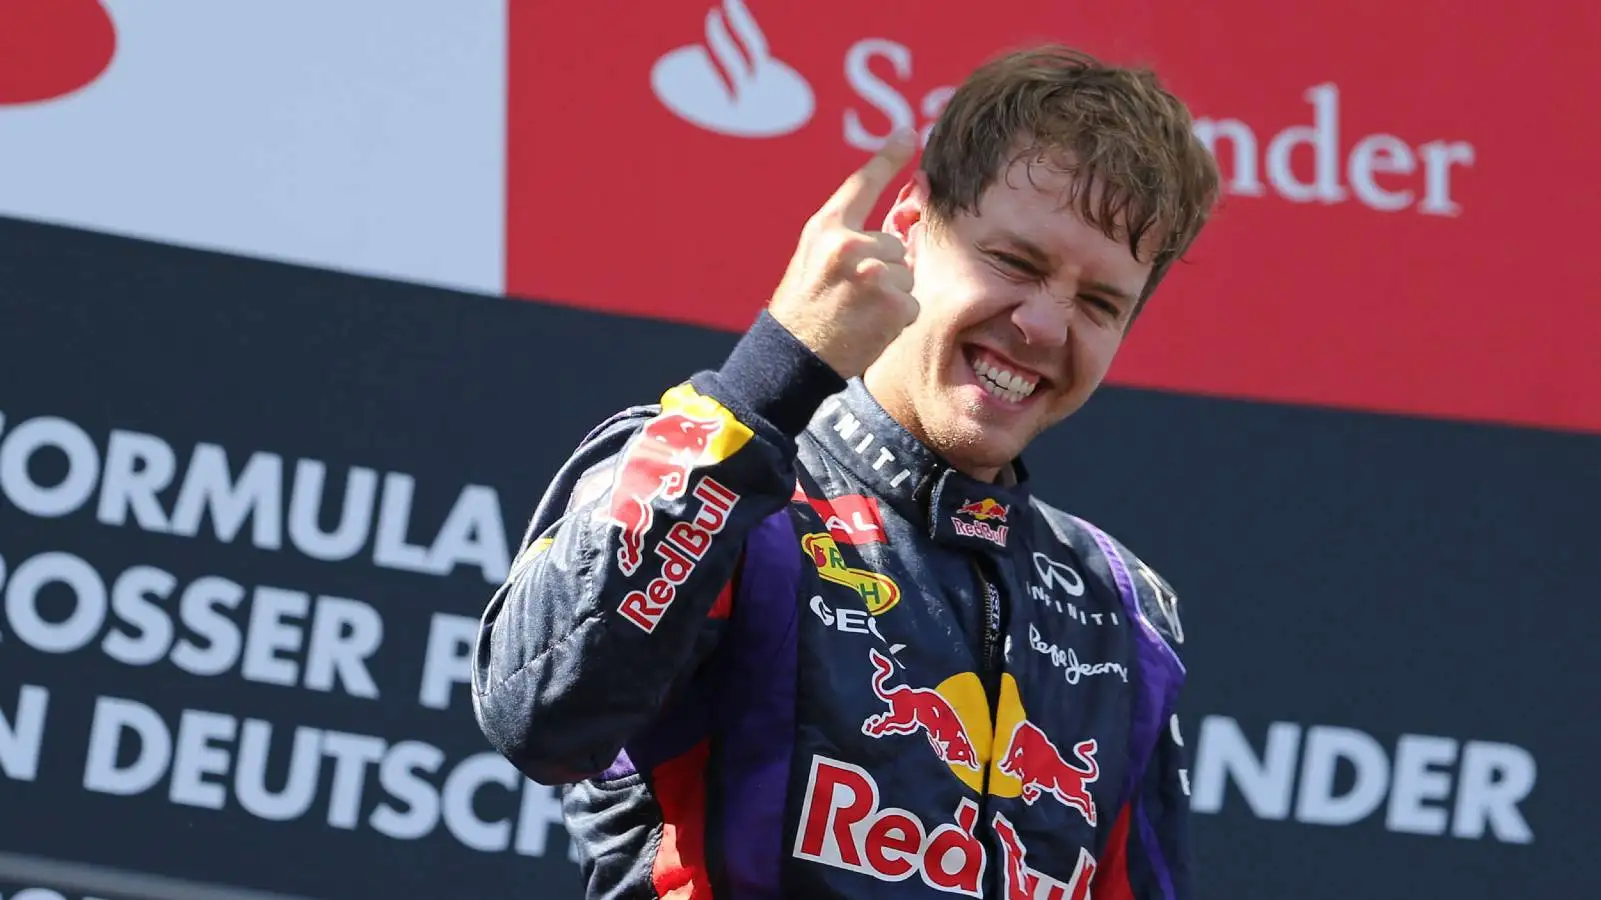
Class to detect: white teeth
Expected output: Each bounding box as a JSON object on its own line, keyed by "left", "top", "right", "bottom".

{"left": 973, "top": 355, "right": 1038, "bottom": 403}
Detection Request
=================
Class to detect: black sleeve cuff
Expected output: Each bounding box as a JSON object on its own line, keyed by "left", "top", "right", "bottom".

{"left": 691, "top": 310, "right": 847, "bottom": 439}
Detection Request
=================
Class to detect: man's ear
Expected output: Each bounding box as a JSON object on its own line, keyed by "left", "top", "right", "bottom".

{"left": 882, "top": 170, "right": 930, "bottom": 263}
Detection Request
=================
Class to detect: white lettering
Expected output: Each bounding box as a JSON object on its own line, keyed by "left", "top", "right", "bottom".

{"left": 430, "top": 485, "right": 511, "bottom": 583}
{"left": 242, "top": 586, "right": 309, "bottom": 688}
{"left": 4, "top": 551, "right": 106, "bottom": 653}
{"left": 0, "top": 411, "right": 516, "bottom": 583}
{"left": 1191, "top": 716, "right": 1300, "bottom": 819}
{"left": 323, "top": 730, "right": 388, "bottom": 829}
{"left": 371, "top": 740, "right": 446, "bottom": 839}
{"left": 1417, "top": 140, "right": 1475, "bottom": 216}
{"left": 288, "top": 459, "right": 378, "bottom": 562}
{"left": 96, "top": 429, "right": 175, "bottom": 530}
{"left": 373, "top": 472, "right": 432, "bottom": 573}
{"left": 303, "top": 596, "right": 382, "bottom": 698}
{"left": 1266, "top": 83, "right": 1348, "bottom": 204}
{"left": 1191, "top": 716, "right": 1536, "bottom": 842}
{"left": 1348, "top": 133, "right": 1416, "bottom": 211}
{"left": 1026, "top": 624, "right": 1128, "bottom": 685}
{"left": 835, "top": 47, "right": 1473, "bottom": 216}
{"left": 1295, "top": 725, "right": 1390, "bottom": 826}
{"left": 83, "top": 696, "right": 172, "bottom": 796}
{"left": 1191, "top": 117, "right": 1265, "bottom": 196}
{"left": 170, "top": 444, "right": 283, "bottom": 549}
{"left": 169, "top": 709, "right": 237, "bottom": 809}
{"left": 236, "top": 718, "right": 323, "bottom": 821}
{"left": 0, "top": 684, "right": 48, "bottom": 782}
{"left": 442, "top": 753, "right": 521, "bottom": 852}
{"left": 0, "top": 415, "right": 99, "bottom": 518}
{"left": 76, "top": 698, "right": 580, "bottom": 859}
{"left": 1386, "top": 734, "right": 1457, "bottom": 835}
{"left": 419, "top": 613, "right": 477, "bottom": 710}
{"left": 844, "top": 39, "right": 915, "bottom": 152}
{"left": 0, "top": 549, "right": 384, "bottom": 697}
{"left": 1453, "top": 741, "right": 1535, "bottom": 843}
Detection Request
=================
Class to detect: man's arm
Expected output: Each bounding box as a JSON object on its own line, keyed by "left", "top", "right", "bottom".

{"left": 471, "top": 313, "right": 844, "bottom": 785}
{"left": 1095, "top": 710, "right": 1193, "bottom": 900}
{"left": 472, "top": 130, "right": 921, "bottom": 786}
{"left": 1096, "top": 551, "right": 1191, "bottom": 900}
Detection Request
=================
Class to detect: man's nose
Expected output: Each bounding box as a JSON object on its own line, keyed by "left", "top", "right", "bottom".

{"left": 1010, "top": 292, "right": 1073, "bottom": 348}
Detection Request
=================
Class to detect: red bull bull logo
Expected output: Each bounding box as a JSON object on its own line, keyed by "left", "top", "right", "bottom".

{"left": 607, "top": 385, "right": 752, "bottom": 575}
{"left": 956, "top": 498, "right": 1009, "bottom": 521}
{"left": 951, "top": 497, "right": 1010, "bottom": 547}
{"left": 610, "top": 413, "right": 723, "bottom": 574}
{"left": 996, "top": 721, "right": 1100, "bottom": 826}
{"left": 860, "top": 649, "right": 980, "bottom": 770}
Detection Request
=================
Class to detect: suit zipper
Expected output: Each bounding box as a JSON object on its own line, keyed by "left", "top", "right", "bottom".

{"left": 971, "top": 558, "right": 1004, "bottom": 849}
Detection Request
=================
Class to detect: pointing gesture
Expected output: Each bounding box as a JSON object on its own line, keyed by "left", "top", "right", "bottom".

{"left": 768, "top": 130, "right": 921, "bottom": 379}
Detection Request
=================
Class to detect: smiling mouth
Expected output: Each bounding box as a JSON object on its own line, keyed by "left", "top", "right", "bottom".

{"left": 965, "top": 347, "right": 1041, "bottom": 405}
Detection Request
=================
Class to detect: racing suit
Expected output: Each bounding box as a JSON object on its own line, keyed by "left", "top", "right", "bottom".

{"left": 473, "top": 311, "right": 1191, "bottom": 900}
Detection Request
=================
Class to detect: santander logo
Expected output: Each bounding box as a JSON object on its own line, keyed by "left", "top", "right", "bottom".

{"left": 649, "top": 9, "right": 1475, "bottom": 217}
{"left": 650, "top": 0, "right": 814, "bottom": 138}
{"left": 0, "top": 0, "right": 116, "bottom": 106}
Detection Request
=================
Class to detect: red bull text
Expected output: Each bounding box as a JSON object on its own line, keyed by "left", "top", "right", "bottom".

{"left": 793, "top": 487, "right": 887, "bottom": 545}
{"left": 952, "top": 498, "right": 1010, "bottom": 546}
{"left": 794, "top": 756, "right": 1098, "bottom": 899}
{"left": 616, "top": 476, "right": 738, "bottom": 633}
{"left": 795, "top": 757, "right": 987, "bottom": 895}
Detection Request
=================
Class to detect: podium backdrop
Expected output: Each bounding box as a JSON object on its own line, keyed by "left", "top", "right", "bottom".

{"left": 2, "top": 2, "right": 1597, "bottom": 898}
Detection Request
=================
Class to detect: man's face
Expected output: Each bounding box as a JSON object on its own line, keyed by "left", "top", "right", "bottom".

{"left": 863, "top": 157, "right": 1154, "bottom": 481}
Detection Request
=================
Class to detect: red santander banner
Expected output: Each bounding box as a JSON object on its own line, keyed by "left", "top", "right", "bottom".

{"left": 508, "top": 0, "right": 1601, "bottom": 435}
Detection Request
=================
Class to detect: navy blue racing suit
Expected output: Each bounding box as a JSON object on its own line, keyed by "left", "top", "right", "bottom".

{"left": 473, "top": 311, "right": 1192, "bottom": 900}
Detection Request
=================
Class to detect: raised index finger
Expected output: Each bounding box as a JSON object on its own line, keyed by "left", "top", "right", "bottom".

{"left": 820, "top": 129, "right": 919, "bottom": 230}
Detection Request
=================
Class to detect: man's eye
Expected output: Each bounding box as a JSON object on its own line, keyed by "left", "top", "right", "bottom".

{"left": 1082, "top": 295, "right": 1120, "bottom": 318}
{"left": 993, "top": 253, "right": 1035, "bottom": 275}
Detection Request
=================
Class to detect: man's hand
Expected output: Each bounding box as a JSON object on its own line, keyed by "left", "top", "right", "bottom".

{"left": 768, "top": 130, "right": 920, "bottom": 380}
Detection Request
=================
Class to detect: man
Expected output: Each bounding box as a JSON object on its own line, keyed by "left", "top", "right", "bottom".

{"left": 474, "top": 45, "right": 1220, "bottom": 900}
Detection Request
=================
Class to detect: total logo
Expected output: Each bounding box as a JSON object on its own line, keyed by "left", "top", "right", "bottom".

{"left": 857, "top": 649, "right": 1100, "bottom": 823}
{"left": 793, "top": 487, "right": 886, "bottom": 546}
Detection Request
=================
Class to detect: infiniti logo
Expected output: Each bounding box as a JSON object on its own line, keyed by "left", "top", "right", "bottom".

{"left": 1032, "top": 552, "right": 1086, "bottom": 599}
{"left": 650, "top": 0, "right": 814, "bottom": 138}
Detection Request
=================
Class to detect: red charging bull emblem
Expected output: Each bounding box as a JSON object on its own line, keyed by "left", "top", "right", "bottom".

{"left": 952, "top": 497, "right": 1010, "bottom": 547}
{"left": 997, "top": 721, "right": 1100, "bottom": 826}
{"left": 605, "top": 386, "right": 753, "bottom": 632}
{"left": 610, "top": 412, "right": 725, "bottom": 575}
{"left": 861, "top": 649, "right": 980, "bottom": 770}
